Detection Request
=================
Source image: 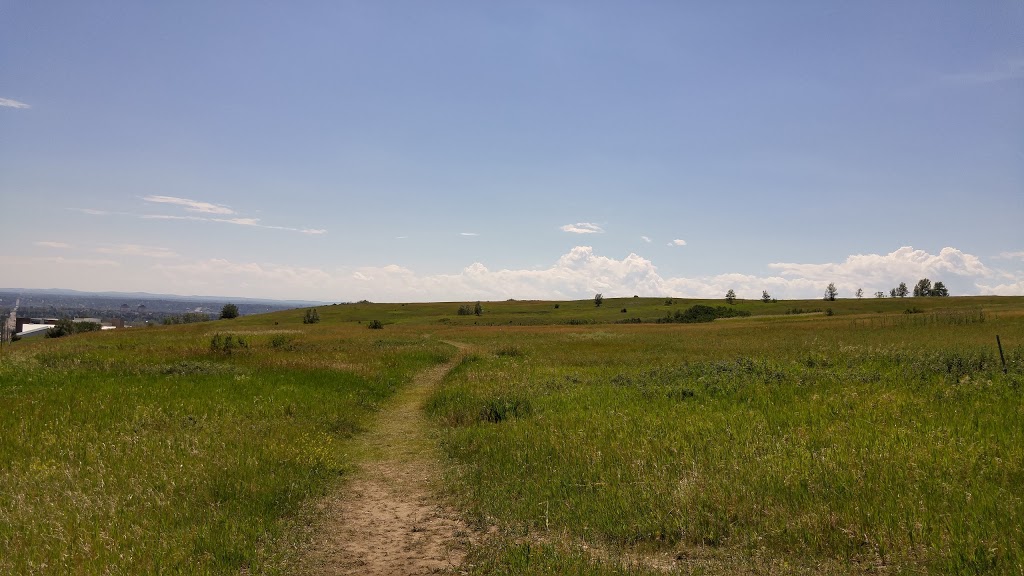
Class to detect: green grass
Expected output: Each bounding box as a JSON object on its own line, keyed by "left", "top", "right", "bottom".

{"left": 427, "top": 302, "right": 1024, "bottom": 574}
{"left": 0, "top": 321, "right": 451, "bottom": 574}
{"left": 2, "top": 295, "right": 1023, "bottom": 574}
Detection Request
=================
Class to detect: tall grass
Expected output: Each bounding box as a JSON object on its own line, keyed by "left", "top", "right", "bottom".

{"left": 428, "top": 315, "right": 1024, "bottom": 574}
{"left": 0, "top": 322, "right": 451, "bottom": 574}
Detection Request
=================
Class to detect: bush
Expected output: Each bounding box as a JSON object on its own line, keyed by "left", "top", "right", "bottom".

{"left": 220, "top": 303, "right": 239, "bottom": 319}
{"left": 45, "top": 319, "right": 101, "bottom": 338}
{"left": 367, "top": 320, "right": 384, "bottom": 330}
{"left": 656, "top": 305, "right": 752, "bottom": 324}
{"left": 457, "top": 305, "right": 473, "bottom": 316}
{"left": 303, "top": 308, "right": 320, "bottom": 324}
{"left": 210, "top": 333, "right": 248, "bottom": 354}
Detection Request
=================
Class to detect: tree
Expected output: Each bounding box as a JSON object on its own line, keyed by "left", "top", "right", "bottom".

{"left": 890, "top": 288, "right": 897, "bottom": 298}
{"left": 875, "top": 291, "right": 886, "bottom": 298}
{"left": 594, "top": 293, "right": 604, "bottom": 307}
{"left": 303, "top": 308, "right": 320, "bottom": 324}
{"left": 931, "top": 281, "right": 949, "bottom": 297}
{"left": 220, "top": 303, "right": 239, "bottom": 319}
{"left": 913, "top": 278, "right": 932, "bottom": 297}
{"left": 824, "top": 283, "right": 838, "bottom": 301}
{"left": 761, "top": 290, "right": 772, "bottom": 303}
{"left": 725, "top": 289, "right": 736, "bottom": 304}
{"left": 474, "top": 301, "right": 483, "bottom": 316}
{"left": 896, "top": 282, "right": 909, "bottom": 298}
{"left": 856, "top": 288, "right": 864, "bottom": 298}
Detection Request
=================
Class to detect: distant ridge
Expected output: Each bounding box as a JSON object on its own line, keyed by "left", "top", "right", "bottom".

{"left": 0, "top": 287, "right": 330, "bottom": 307}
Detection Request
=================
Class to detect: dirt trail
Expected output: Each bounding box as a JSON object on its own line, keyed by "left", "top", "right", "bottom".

{"left": 298, "top": 341, "right": 472, "bottom": 576}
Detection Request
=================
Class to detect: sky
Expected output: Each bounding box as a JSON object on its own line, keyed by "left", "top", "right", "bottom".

{"left": 1, "top": 1, "right": 1022, "bottom": 302}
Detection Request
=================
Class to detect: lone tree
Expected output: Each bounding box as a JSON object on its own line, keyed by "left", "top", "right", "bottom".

{"left": 220, "top": 303, "right": 239, "bottom": 319}
{"left": 594, "top": 293, "right": 604, "bottom": 307}
{"left": 824, "top": 283, "right": 838, "bottom": 301}
{"left": 474, "top": 301, "right": 483, "bottom": 316}
{"left": 725, "top": 289, "right": 736, "bottom": 304}
{"left": 856, "top": 288, "right": 864, "bottom": 298}
{"left": 913, "top": 278, "right": 933, "bottom": 297}
{"left": 761, "top": 290, "right": 772, "bottom": 303}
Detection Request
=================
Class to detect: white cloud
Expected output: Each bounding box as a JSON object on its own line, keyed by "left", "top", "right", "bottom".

{"left": 460, "top": 232, "right": 479, "bottom": 236}
{"left": 95, "top": 244, "right": 179, "bottom": 259}
{"left": 768, "top": 247, "right": 991, "bottom": 286}
{"left": 6, "top": 245, "right": 1018, "bottom": 301}
{"left": 143, "top": 195, "right": 234, "bottom": 215}
{"left": 668, "top": 239, "right": 687, "bottom": 246}
{"left": 0, "top": 97, "right": 30, "bottom": 109}
{"left": 34, "top": 241, "right": 72, "bottom": 249}
{"left": 561, "top": 222, "right": 604, "bottom": 234}
{"left": 71, "top": 208, "right": 112, "bottom": 216}
{"left": 995, "top": 251, "right": 1024, "bottom": 260}
{"left": 641, "top": 236, "right": 652, "bottom": 243}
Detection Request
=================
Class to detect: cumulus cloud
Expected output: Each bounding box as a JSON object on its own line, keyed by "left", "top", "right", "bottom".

{"left": 7, "top": 245, "right": 1018, "bottom": 301}
{"left": 561, "top": 222, "right": 604, "bottom": 234}
{"left": 769, "top": 247, "right": 991, "bottom": 286}
{"left": 143, "top": 195, "right": 234, "bottom": 215}
{"left": 668, "top": 239, "right": 687, "bottom": 246}
{"left": 0, "top": 97, "right": 30, "bottom": 109}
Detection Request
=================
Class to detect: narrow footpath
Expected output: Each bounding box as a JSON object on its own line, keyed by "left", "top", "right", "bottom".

{"left": 298, "top": 341, "right": 472, "bottom": 576}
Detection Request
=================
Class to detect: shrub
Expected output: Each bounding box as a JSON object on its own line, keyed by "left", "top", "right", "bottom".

{"left": 220, "top": 303, "right": 239, "bottom": 319}
{"left": 367, "top": 320, "right": 384, "bottom": 330}
{"left": 457, "top": 305, "right": 473, "bottom": 316}
{"left": 656, "top": 305, "right": 751, "bottom": 324}
{"left": 210, "top": 333, "right": 248, "bottom": 354}
{"left": 303, "top": 308, "right": 320, "bottom": 324}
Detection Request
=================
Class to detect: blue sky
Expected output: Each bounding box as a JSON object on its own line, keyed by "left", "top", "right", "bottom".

{"left": 2, "top": 1, "right": 1022, "bottom": 301}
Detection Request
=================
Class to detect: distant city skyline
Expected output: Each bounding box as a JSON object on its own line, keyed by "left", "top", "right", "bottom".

{"left": 2, "top": 2, "right": 1021, "bottom": 301}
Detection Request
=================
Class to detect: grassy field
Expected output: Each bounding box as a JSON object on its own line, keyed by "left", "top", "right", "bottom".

{"left": 2, "top": 295, "right": 1022, "bottom": 574}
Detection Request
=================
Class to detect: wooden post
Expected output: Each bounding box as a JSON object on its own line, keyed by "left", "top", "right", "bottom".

{"left": 997, "top": 335, "right": 1007, "bottom": 374}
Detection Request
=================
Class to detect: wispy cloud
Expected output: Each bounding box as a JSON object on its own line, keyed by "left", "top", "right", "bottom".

{"left": 0, "top": 97, "right": 30, "bottom": 109}
{"left": 668, "top": 239, "right": 687, "bottom": 246}
{"left": 995, "top": 251, "right": 1024, "bottom": 260}
{"left": 641, "top": 236, "right": 652, "bottom": 243}
{"left": 143, "top": 195, "right": 234, "bottom": 215}
{"left": 95, "top": 244, "right": 179, "bottom": 259}
{"left": 34, "top": 241, "right": 72, "bottom": 249}
{"left": 141, "top": 213, "right": 327, "bottom": 235}
{"left": 71, "top": 208, "right": 112, "bottom": 216}
{"left": 944, "top": 58, "right": 1024, "bottom": 84}
{"left": 460, "top": 232, "right": 479, "bottom": 236}
{"left": 561, "top": 222, "right": 604, "bottom": 234}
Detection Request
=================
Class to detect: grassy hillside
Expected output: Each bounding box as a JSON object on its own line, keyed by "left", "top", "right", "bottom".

{"left": 1, "top": 295, "right": 1022, "bottom": 574}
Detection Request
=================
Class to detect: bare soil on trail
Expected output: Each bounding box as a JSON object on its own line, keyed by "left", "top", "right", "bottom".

{"left": 297, "top": 343, "right": 472, "bottom": 576}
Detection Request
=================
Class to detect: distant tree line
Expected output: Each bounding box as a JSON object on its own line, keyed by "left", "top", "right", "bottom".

{"left": 723, "top": 278, "right": 950, "bottom": 303}
{"left": 163, "top": 312, "right": 212, "bottom": 325}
